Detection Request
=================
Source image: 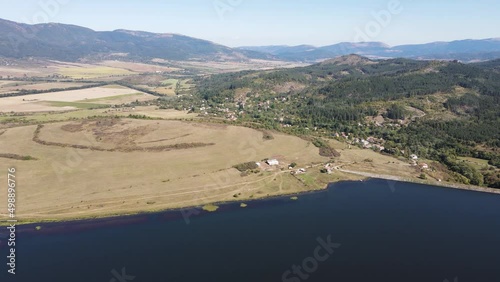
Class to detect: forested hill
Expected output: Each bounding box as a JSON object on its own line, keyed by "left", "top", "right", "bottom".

{"left": 0, "top": 18, "right": 273, "bottom": 61}
{"left": 189, "top": 55, "right": 500, "bottom": 188}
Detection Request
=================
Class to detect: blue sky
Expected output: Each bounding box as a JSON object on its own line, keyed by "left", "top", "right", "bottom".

{"left": 0, "top": 0, "right": 498, "bottom": 47}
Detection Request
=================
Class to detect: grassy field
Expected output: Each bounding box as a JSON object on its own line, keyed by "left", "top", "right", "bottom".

{"left": 161, "top": 79, "right": 179, "bottom": 86}
{"left": 0, "top": 119, "right": 330, "bottom": 223}
{"left": 0, "top": 115, "right": 476, "bottom": 224}
{"left": 0, "top": 66, "right": 46, "bottom": 77}
{"left": 101, "top": 84, "right": 129, "bottom": 89}
{"left": 98, "top": 61, "right": 181, "bottom": 73}
{"left": 0, "top": 87, "right": 157, "bottom": 112}
{"left": 0, "top": 106, "right": 197, "bottom": 124}
{"left": 45, "top": 101, "right": 109, "bottom": 109}
{"left": 0, "top": 81, "right": 92, "bottom": 94}
{"left": 147, "top": 79, "right": 195, "bottom": 96}
{"left": 167, "top": 59, "right": 308, "bottom": 74}
{"left": 0, "top": 61, "right": 135, "bottom": 78}
{"left": 458, "top": 157, "right": 491, "bottom": 170}
{"left": 57, "top": 66, "right": 135, "bottom": 79}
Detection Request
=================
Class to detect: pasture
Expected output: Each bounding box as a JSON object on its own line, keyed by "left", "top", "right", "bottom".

{"left": 458, "top": 156, "right": 491, "bottom": 170}
{"left": 149, "top": 79, "right": 194, "bottom": 96}
{"left": 98, "top": 60, "right": 181, "bottom": 73}
{"left": 0, "top": 81, "right": 92, "bottom": 94}
{"left": 57, "top": 66, "right": 135, "bottom": 79}
{"left": 0, "top": 86, "right": 156, "bottom": 112}
{"left": 0, "top": 119, "right": 329, "bottom": 222}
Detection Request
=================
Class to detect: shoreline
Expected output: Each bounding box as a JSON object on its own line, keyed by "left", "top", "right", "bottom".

{"left": 1, "top": 184, "right": 328, "bottom": 229}
{"left": 2, "top": 175, "right": 499, "bottom": 228}
{"left": 338, "top": 169, "right": 500, "bottom": 195}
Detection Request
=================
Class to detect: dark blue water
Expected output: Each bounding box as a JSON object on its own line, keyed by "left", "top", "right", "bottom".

{"left": 1, "top": 179, "right": 500, "bottom": 282}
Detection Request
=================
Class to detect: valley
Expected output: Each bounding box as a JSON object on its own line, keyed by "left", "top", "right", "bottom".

{"left": 0, "top": 19, "right": 499, "bottom": 225}
{"left": 1, "top": 55, "right": 499, "bottom": 223}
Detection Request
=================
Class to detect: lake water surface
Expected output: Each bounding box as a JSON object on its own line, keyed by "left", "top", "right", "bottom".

{"left": 2, "top": 179, "right": 500, "bottom": 282}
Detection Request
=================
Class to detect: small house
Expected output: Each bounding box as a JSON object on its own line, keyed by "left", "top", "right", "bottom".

{"left": 266, "top": 159, "right": 279, "bottom": 166}
{"left": 419, "top": 163, "right": 429, "bottom": 170}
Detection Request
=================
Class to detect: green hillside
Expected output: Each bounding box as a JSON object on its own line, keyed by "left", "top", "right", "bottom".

{"left": 159, "top": 55, "right": 500, "bottom": 188}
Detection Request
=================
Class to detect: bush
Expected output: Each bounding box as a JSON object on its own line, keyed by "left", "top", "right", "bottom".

{"left": 262, "top": 131, "right": 274, "bottom": 140}
{"left": 312, "top": 138, "right": 327, "bottom": 148}
{"left": 319, "top": 146, "right": 341, "bottom": 158}
{"left": 233, "top": 162, "right": 259, "bottom": 172}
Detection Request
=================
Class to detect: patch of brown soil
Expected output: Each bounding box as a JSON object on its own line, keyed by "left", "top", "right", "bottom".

{"left": 273, "top": 82, "right": 306, "bottom": 94}
{"left": 319, "top": 146, "right": 341, "bottom": 157}
{"left": 93, "top": 124, "right": 157, "bottom": 147}
{"left": 61, "top": 122, "right": 87, "bottom": 133}
{"left": 34, "top": 124, "right": 214, "bottom": 152}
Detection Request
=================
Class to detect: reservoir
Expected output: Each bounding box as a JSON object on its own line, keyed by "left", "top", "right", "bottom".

{"left": 1, "top": 179, "right": 500, "bottom": 282}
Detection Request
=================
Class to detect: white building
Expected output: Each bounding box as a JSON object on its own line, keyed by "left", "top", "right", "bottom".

{"left": 266, "top": 159, "right": 279, "bottom": 166}
{"left": 419, "top": 163, "right": 429, "bottom": 170}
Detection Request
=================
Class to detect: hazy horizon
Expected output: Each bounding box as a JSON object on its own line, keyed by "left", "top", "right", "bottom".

{"left": 0, "top": 0, "right": 499, "bottom": 47}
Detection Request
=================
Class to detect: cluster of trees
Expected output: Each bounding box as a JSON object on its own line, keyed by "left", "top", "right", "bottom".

{"left": 385, "top": 104, "right": 407, "bottom": 120}
{"left": 233, "top": 162, "right": 259, "bottom": 172}
{"left": 439, "top": 154, "right": 484, "bottom": 186}
{"left": 115, "top": 82, "right": 164, "bottom": 98}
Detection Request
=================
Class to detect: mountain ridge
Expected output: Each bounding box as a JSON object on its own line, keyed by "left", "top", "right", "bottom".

{"left": 0, "top": 18, "right": 275, "bottom": 62}
{"left": 239, "top": 38, "right": 500, "bottom": 62}
{"left": 1, "top": 18, "right": 499, "bottom": 63}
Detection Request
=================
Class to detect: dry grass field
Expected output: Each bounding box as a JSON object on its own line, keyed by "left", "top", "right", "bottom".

{"left": 153, "top": 58, "right": 308, "bottom": 74}
{"left": 0, "top": 60, "right": 135, "bottom": 78}
{"left": 57, "top": 66, "right": 135, "bottom": 79}
{"left": 0, "top": 117, "right": 478, "bottom": 224}
{"left": 0, "top": 106, "right": 197, "bottom": 124}
{"left": 98, "top": 60, "right": 181, "bottom": 73}
{"left": 0, "top": 119, "right": 331, "bottom": 222}
{"left": 146, "top": 79, "right": 195, "bottom": 96}
{"left": 458, "top": 156, "right": 491, "bottom": 170}
{"left": 0, "top": 81, "right": 93, "bottom": 94}
{"left": 0, "top": 86, "right": 156, "bottom": 112}
{"left": 106, "top": 106, "right": 199, "bottom": 119}
{"left": 0, "top": 58, "right": 303, "bottom": 80}
{"left": 0, "top": 66, "right": 47, "bottom": 77}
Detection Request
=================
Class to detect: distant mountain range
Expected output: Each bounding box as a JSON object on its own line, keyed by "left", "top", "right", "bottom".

{"left": 239, "top": 39, "right": 500, "bottom": 62}
{"left": 0, "top": 18, "right": 499, "bottom": 63}
{"left": 0, "top": 18, "right": 273, "bottom": 62}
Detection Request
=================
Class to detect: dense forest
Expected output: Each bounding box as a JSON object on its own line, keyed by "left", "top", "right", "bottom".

{"left": 160, "top": 55, "right": 500, "bottom": 188}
